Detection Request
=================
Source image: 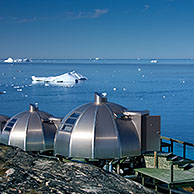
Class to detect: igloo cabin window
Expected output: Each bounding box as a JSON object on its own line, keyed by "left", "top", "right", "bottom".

{"left": 61, "top": 112, "right": 80, "bottom": 132}
{"left": 4, "top": 118, "right": 17, "bottom": 132}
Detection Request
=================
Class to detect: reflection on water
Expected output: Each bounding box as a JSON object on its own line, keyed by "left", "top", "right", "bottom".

{"left": 32, "top": 80, "right": 76, "bottom": 87}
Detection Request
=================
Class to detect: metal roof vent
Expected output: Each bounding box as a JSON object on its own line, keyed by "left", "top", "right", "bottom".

{"left": 29, "top": 103, "right": 38, "bottom": 112}
{"left": 0, "top": 104, "right": 59, "bottom": 152}
{"left": 54, "top": 92, "right": 149, "bottom": 160}
{"left": 95, "top": 92, "right": 107, "bottom": 105}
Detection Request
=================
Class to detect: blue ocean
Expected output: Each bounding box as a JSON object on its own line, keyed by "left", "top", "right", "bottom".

{"left": 0, "top": 59, "right": 194, "bottom": 158}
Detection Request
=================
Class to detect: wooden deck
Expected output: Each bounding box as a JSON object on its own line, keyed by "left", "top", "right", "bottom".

{"left": 135, "top": 167, "right": 194, "bottom": 193}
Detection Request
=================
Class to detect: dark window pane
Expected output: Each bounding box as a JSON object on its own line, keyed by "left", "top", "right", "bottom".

{"left": 4, "top": 127, "right": 11, "bottom": 132}
{"left": 65, "top": 118, "right": 76, "bottom": 125}
{"left": 7, "top": 122, "right": 15, "bottom": 127}
{"left": 62, "top": 124, "right": 66, "bottom": 130}
{"left": 70, "top": 113, "right": 80, "bottom": 118}
{"left": 61, "top": 125, "right": 72, "bottom": 132}
{"left": 11, "top": 118, "right": 17, "bottom": 122}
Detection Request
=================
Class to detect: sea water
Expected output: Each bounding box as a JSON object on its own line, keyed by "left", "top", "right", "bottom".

{"left": 0, "top": 59, "right": 194, "bottom": 159}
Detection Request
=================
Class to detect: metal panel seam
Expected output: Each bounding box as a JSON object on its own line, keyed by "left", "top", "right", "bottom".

{"left": 131, "top": 120, "right": 141, "bottom": 149}
{"left": 36, "top": 111, "right": 46, "bottom": 150}
{"left": 24, "top": 113, "right": 31, "bottom": 151}
{"left": 92, "top": 106, "right": 98, "bottom": 159}
{"left": 104, "top": 104, "right": 121, "bottom": 158}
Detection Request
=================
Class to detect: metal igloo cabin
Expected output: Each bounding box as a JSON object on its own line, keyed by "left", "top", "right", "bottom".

{"left": 54, "top": 93, "right": 161, "bottom": 159}
{"left": 0, "top": 104, "right": 61, "bottom": 152}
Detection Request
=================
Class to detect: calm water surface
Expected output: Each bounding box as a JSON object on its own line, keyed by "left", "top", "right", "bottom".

{"left": 0, "top": 59, "right": 194, "bottom": 158}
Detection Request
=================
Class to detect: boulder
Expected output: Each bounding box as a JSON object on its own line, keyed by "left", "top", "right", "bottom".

{"left": 0, "top": 144, "right": 154, "bottom": 194}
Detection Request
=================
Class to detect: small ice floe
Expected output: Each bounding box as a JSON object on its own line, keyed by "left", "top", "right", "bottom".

{"left": 162, "top": 95, "right": 166, "bottom": 99}
{"left": 4, "top": 57, "right": 14, "bottom": 63}
{"left": 0, "top": 91, "right": 6, "bottom": 94}
{"left": 138, "top": 68, "right": 141, "bottom": 71}
{"left": 150, "top": 59, "right": 158, "bottom": 64}
{"left": 90, "top": 57, "right": 101, "bottom": 61}
{"left": 142, "top": 74, "right": 145, "bottom": 78}
{"left": 102, "top": 92, "right": 107, "bottom": 97}
{"left": 179, "top": 79, "right": 185, "bottom": 84}
{"left": 17, "top": 89, "right": 22, "bottom": 92}
{"left": 113, "top": 87, "right": 117, "bottom": 91}
{"left": 16, "top": 70, "right": 22, "bottom": 73}
{"left": 122, "top": 88, "right": 126, "bottom": 91}
{"left": 32, "top": 71, "right": 87, "bottom": 86}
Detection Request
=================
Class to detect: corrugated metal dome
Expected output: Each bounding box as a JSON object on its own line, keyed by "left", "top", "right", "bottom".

{"left": 54, "top": 93, "right": 142, "bottom": 159}
{"left": 0, "top": 104, "right": 60, "bottom": 152}
{"left": 0, "top": 115, "right": 10, "bottom": 133}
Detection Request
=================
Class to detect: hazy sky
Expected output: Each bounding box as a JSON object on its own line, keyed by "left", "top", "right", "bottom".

{"left": 0, "top": 0, "right": 194, "bottom": 59}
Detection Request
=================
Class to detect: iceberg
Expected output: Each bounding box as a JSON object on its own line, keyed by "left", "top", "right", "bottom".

{"left": 150, "top": 59, "right": 158, "bottom": 64}
{"left": 23, "top": 58, "right": 32, "bottom": 63}
{"left": 31, "top": 71, "right": 87, "bottom": 85}
{"left": 14, "top": 58, "right": 22, "bottom": 63}
{"left": 4, "top": 57, "right": 14, "bottom": 63}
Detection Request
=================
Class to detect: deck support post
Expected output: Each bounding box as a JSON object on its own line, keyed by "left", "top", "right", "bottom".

{"left": 170, "top": 163, "right": 174, "bottom": 183}
{"left": 160, "top": 139, "right": 162, "bottom": 151}
{"left": 141, "top": 174, "right": 145, "bottom": 186}
{"left": 183, "top": 143, "right": 186, "bottom": 159}
{"left": 153, "top": 179, "right": 158, "bottom": 192}
{"left": 170, "top": 139, "right": 173, "bottom": 153}
{"left": 116, "top": 162, "right": 120, "bottom": 174}
{"left": 154, "top": 151, "right": 158, "bottom": 169}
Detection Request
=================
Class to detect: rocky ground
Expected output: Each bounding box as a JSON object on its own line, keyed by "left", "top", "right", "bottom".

{"left": 0, "top": 144, "right": 154, "bottom": 194}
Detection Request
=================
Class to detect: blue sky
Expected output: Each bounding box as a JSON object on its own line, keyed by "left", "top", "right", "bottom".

{"left": 0, "top": 0, "right": 194, "bottom": 59}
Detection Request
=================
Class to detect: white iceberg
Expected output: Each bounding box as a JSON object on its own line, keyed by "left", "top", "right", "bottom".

{"left": 14, "top": 58, "right": 22, "bottom": 63}
{"left": 23, "top": 58, "right": 32, "bottom": 63}
{"left": 31, "top": 71, "right": 87, "bottom": 85}
{"left": 4, "top": 57, "right": 14, "bottom": 63}
{"left": 150, "top": 59, "right": 158, "bottom": 63}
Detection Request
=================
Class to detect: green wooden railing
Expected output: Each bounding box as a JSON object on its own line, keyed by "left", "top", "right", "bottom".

{"left": 160, "top": 136, "right": 194, "bottom": 159}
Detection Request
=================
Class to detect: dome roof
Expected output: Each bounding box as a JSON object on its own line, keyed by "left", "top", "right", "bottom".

{"left": 0, "top": 104, "right": 59, "bottom": 152}
{"left": 54, "top": 93, "right": 142, "bottom": 159}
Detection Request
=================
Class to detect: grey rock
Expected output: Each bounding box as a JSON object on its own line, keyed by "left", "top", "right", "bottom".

{"left": 0, "top": 144, "right": 154, "bottom": 194}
